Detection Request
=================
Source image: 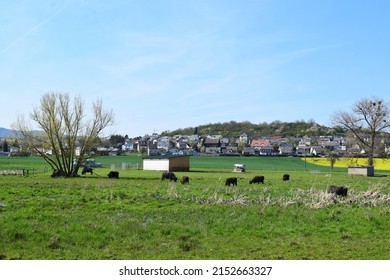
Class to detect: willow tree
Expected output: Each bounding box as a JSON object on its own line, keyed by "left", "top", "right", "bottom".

{"left": 13, "top": 92, "right": 114, "bottom": 177}
{"left": 331, "top": 97, "right": 390, "bottom": 168}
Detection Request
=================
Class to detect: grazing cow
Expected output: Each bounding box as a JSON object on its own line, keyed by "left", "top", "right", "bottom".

{"left": 51, "top": 169, "right": 61, "bottom": 178}
{"left": 180, "top": 176, "right": 190, "bottom": 184}
{"left": 107, "top": 171, "right": 119, "bottom": 179}
{"left": 249, "top": 175, "right": 264, "bottom": 184}
{"left": 161, "top": 171, "right": 178, "bottom": 182}
{"left": 225, "top": 177, "right": 238, "bottom": 186}
{"left": 282, "top": 174, "right": 290, "bottom": 181}
{"left": 327, "top": 186, "right": 348, "bottom": 196}
{"left": 81, "top": 166, "right": 93, "bottom": 175}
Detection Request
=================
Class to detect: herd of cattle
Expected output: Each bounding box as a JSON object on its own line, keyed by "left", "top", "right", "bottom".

{"left": 52, "top": 167, "right": 348, "bottom": 197}
{"left": 160, "top": 171, "right": 348, "bottom": 196}
{"left": 52, "top": 167, "right": 120, "bottom": 179}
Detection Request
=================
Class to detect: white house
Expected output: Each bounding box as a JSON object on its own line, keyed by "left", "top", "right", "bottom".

{"left": 121, "top": 139, "right": 135, "bottom": 152}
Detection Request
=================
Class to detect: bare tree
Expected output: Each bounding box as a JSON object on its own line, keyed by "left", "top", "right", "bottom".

{"left": 12, "top": 92, "right": 114, "bottom": 177}
{"left": 331, "top": 97, "right": 390, "bottom": 167}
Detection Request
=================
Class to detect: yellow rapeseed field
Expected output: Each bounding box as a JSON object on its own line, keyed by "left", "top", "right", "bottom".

{"left": 304, "top": 157, "right": 390, "bottom": 171}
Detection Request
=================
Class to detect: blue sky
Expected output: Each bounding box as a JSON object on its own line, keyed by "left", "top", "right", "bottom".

{"left": 1, "top": 0, "right": 389, "bottom": 137}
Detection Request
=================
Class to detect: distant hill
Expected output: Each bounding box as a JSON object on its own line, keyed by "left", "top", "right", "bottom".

{"left": 0, "top": 127, "right": 45, "bottom": 139}
{"left": 161, "top": 120, "right": 346, "bottom": 138}
{"left": 0, "top": 127, "right": 13, "bottom": 138}
{"left": 2, "top": 121, "right": 348, "bottom": 140}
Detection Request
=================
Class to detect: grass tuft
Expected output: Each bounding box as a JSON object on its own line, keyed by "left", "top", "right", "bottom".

{"left": 48, "top": 235, "right": 60, "bottom": 250}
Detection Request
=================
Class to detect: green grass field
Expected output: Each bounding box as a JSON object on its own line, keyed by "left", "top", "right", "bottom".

{"left": 0, "top": 155, "right": 389, "bottom": 260}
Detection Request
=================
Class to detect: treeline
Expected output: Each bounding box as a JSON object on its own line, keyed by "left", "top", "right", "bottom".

{"left": 161, "top": 120, "right": 346, "bottom": 138}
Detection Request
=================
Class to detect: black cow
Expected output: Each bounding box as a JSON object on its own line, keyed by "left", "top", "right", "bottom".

{"left": 180, "top": 176, "right": 190, "bottom": 184}
{"left": 225, "top": 177, "right": 238, "bottom": 186}
{"left": 108, "top": 171, "right": 119, "bottom": 179}
{"left": 51, "top": 169, "right": 61, "bottom": 178}
{"left": 327, "top": 186, "right": 348, "bottom": 196}
{"left": 249, "top": 175, "right": 264, "bottom": 184}
{"left": 161, "top": 171, "right": 178, "bottom": 182}
{"left": 81, "top": 166, "right": 93, "bottom": 175}
{"left": 282, "top": 174, "right": 290, "bottom": 181}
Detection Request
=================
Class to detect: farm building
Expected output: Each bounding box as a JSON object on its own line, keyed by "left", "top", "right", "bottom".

{"left": 143, "top": 155, "right": 190, "bottom": 172}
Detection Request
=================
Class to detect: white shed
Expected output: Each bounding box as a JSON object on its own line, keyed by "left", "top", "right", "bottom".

{"left": 143, "top": 155, "right": 190, "bottom": 172}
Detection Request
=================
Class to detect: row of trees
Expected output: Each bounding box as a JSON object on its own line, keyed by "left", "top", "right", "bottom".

{"left": 11, "top": 92, "right": 390, "bottom": 177}
{"left": 161, "top": 120, "right": 339, "bottom": 138}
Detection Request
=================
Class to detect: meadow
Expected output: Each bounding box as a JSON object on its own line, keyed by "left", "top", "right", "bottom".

{"left": 0, "top": 155, "right": 389, "bottom": 260}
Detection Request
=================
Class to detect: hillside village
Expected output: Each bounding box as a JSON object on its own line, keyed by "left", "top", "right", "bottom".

{"left": 119, "top": 133, "right": 349, "bottom": 158}
{"left": 1, "top": 122, "right": 389, "bottom": 158}
{"left": 117, "top": 119, "right": 389, "bottom": 158}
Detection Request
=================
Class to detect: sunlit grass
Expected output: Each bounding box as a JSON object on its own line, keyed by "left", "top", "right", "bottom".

{"left": 1, "top": 156, "right": 389, "bottom": 260}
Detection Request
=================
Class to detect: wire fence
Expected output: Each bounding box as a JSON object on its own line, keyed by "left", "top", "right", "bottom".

{"left": 0, "top": 162, "right": 140, "bottom": 176}
{"left": 0, "top": 169, "right": 35, "bottom": 176}
{"left": 110, "top": 162, "right": 140, "bottom": 170}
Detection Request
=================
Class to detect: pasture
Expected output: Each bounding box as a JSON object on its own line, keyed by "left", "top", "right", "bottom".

{"left": 0, "top": 155, "right": 389, "bottom": 260}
